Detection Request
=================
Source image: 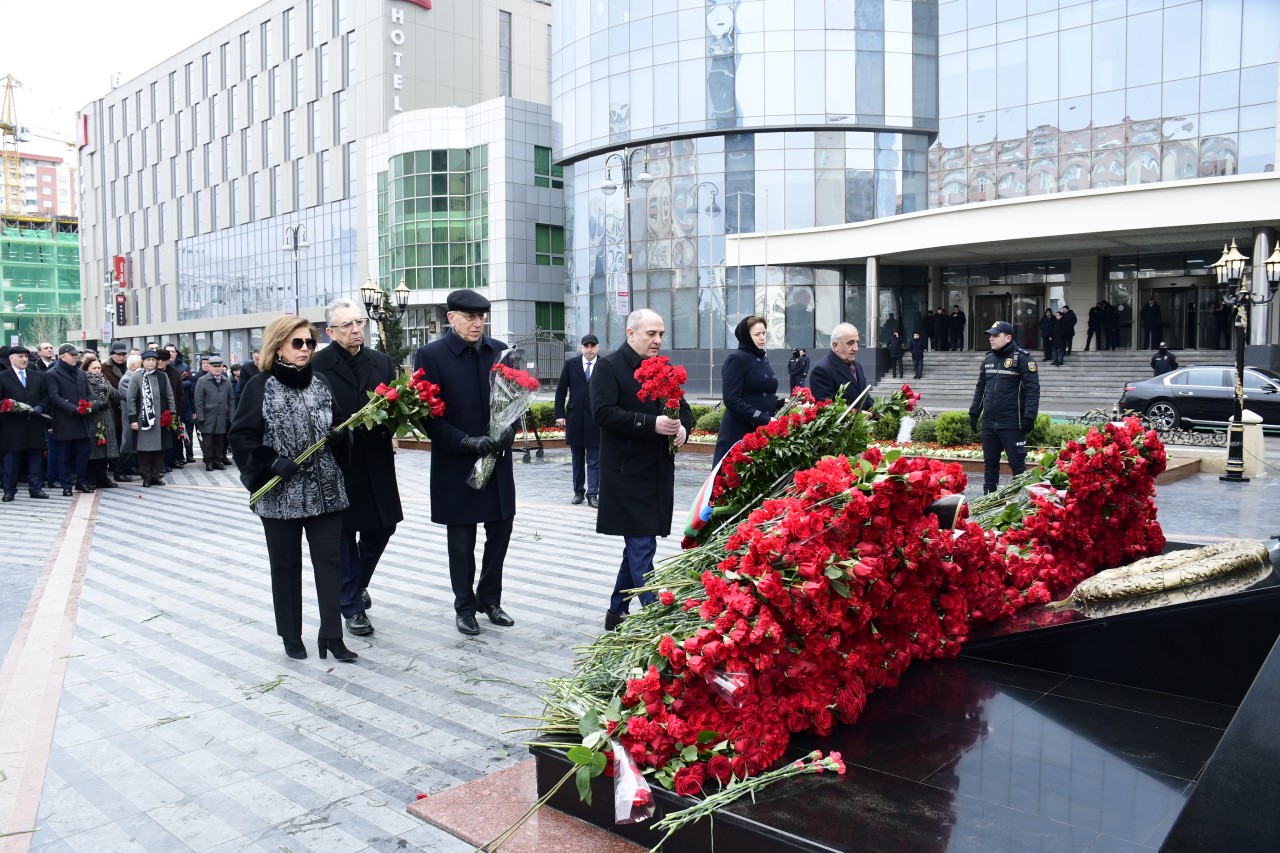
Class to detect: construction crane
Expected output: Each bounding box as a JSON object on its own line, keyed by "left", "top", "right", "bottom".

{"left": 1, "top": 74, "right": 32, "bottom": 217}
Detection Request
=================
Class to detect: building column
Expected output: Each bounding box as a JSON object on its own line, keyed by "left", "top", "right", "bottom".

{"left": 866, "top": 256, "right": 879, "bottom": 349}
{"left": 1250, "top": 227, "right": 1274, "bottom": 346}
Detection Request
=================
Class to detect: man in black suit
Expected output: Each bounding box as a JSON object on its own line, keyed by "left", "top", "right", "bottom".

{"left": 44, "top": 343, "right": 103, "bottom": 495}
{"left": 808, "top": 323, "right": 871, "bottom": 409}
{"left": 312, "top": 299, "right": 403, "bottom": 638}
{"left": 591, "top": 309, "right": 692, "bottom": 631}
{"left": 553, "top": 333, "right": 601, "bottom": 507}
{"left": 414, "top": 290, "right": 518, "bottom": 636}
{"left": 0, "top": 346, "right": 51, "bottom": 501}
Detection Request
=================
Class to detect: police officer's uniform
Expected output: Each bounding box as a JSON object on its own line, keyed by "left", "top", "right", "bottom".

{"left": 969, "top": 322, "right": 1040, "bottom": 493}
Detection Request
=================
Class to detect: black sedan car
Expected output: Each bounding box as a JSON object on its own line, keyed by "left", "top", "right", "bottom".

{"left": 1119, "top": 365, "right": 1280, "bottom": 431}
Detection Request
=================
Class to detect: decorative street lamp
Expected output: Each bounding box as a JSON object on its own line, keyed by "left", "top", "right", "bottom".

{"left": 601, "top": 147, "right": 653, "bottom": 317}
{"left": 686, "top": 181, "right": 723, "bottom": 394}
{"left": 281, "top": 224, "right": 310, "bottom": 314}
{"left": 360, "top": 277, "right": 411, "bottom": 353}
{"left": 1212, "top": 238, "right": 1280, "bottom": 483}
{"left": 13, "top": 294, "right": 24, "bottom": 345}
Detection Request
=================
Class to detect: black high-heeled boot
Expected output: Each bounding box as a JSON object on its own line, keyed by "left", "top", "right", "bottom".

{"left": 283, "top": 638, "right": 307, "bottom": 659}
{"left": 317, "top": 637, "right": 358, "bottom": 662}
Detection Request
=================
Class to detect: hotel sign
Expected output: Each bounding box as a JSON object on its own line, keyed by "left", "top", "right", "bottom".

{"left": 389, "top": 1, "right": 432, "bottom": 111}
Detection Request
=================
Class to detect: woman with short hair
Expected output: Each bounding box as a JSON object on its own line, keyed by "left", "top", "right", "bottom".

{"left": 229, "top": 315, "right": 355, "bottom": 662}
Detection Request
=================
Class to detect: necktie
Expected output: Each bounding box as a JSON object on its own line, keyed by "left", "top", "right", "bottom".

{"left": 18, "top": 370, "right": 26, "bottom": 387}
{"left": 584, "top": 360, "right": 593, "bottom": 381}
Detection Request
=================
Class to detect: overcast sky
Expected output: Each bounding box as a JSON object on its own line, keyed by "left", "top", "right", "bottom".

{"left": 3, "top": 0, "right": 268, "bottom": 157}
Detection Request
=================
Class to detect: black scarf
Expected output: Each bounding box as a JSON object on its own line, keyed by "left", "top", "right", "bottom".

{"left": 270, "top": 360, "right": 314, "bottom": 389}
{"left": 734, "top": 317, "right": 766, "bottom": 359}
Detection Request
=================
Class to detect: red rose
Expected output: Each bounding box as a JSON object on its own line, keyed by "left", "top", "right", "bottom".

{"left": 384, "top": 388, "right": 399, "bottom": 401}
{"left": 707, "top": 754, "right": 733, "bottom": 784}
{"left": 673, "top": 764, "right": 706, "bottom": 797}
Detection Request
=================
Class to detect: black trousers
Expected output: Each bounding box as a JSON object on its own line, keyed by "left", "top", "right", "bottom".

{"left": 982, "top": 427, "right": 1028, "bottom": 493}
{"left": 2, "top": 449, "right": 44, "bottom": 495}
{"left": 446, "top": 519, "right": 513, "bottom": 617}
{"left": 138, "top": 449, "right": 165, "bottom": 480}
{"left": 199, "top": 431, "right": 227, "bottom": 462}
{"left": 260, "top": 512, "right": 344, "bottom": 639}
{"left": 339, "top": 524, "right": 396, "bottom": 617}
{"left": 890, "top": 357, "right": 904, "bottom": 378}
{"left": 911, "top": 354, "right": 923, "bottom": 378}
{"left": 57, "top": 437, "right": 91, "bottom": 489}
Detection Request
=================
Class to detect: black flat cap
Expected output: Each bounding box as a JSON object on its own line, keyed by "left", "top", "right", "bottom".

{"left": 57, "top": 343, "right": 80, "bottom": 356}
{"left": 581, "top": 334, "right": 599, "bottom": 346}
{"left": 8, "top": 344, "right": 30, "bottom": 355}
{"left": 446, "top": 290, "right": 490, "bottom": 313}
{"left": 110, "top": 341, "right": 128, "bottom": 353}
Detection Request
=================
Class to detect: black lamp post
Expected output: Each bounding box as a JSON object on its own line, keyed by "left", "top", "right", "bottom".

{"left": 1213, "top": 238, "right": 1280, "bottom": 483}
{"left": 360, "top": 277, "right": 411, "bottom": 353}
{"left": 601, "top": 147, "right": 653, "bottom": 317}
{"left": 686, "top": 181, "right": 723, "bottom": 393}
{"left": 14, "top": 294, "right": 24, "bottom": 344}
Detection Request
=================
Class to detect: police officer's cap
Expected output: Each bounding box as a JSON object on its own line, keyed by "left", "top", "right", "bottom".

{"left": 984, "top": 321, "right": 1015, "bottom": 336}
{"left": 446, "top": 290, "right": 490, "bottom": 313}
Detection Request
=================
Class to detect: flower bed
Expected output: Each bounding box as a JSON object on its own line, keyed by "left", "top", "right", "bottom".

{"left": 526, "top": 382, "right": 1168, "bottom": 844}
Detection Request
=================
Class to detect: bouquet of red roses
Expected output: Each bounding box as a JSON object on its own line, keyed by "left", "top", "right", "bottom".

{"left": 76, "top": 398, "right": 92, "bottom": 415}
{"left": 467, "top": 362, "right": 540, "bottom": 490}
{"left": 160, "top": 410, "right": 175, "bottom": 429}
{"left": 1, "top": 398, "right": 49, "bottom": 418}
{"left": 635, "top": 355, "right": 687, "bottom": 454}
{"left": 250, "top": 368, "right": 445, "bottom": 505}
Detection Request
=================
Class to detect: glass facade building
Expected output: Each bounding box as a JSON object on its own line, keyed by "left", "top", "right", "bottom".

{"left": 552, "top": 0, "right": 1280, "bottom": 369}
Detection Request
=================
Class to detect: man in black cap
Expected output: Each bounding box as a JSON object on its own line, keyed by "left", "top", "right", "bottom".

{"left": 0, "top": 345, "right": 51, "bottom": 501}
{"left": 553, "top": 334, "right": 601, "bottom": 507}
{"left": 313, "top": 298, "right": 403, "bottom": 637}
{"left": 45, "top": 343, "right": 104, "bottom": 495}
{"left": 413, "top": 289, "right": 519, "bottom": 636}
{"left": 1151, "top": 342, "right": 1178, "bottom": 376}
{"left": 969, "top": 321, "right": 1040, "bottom": 494}
{"left": 193, "top": 356, "right": 235, "bottom": 470}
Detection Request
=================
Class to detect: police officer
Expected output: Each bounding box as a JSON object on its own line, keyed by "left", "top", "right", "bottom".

{"left": 969, "top": 321, "right": 1040, "bottom": 494}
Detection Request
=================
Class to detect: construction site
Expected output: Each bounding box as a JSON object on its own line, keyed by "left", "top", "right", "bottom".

{"left": 1, "top": 72, "right": 82, "bottom": 348}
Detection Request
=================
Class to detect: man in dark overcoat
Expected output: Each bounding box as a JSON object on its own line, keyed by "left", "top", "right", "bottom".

{"left": 553, "top": 333, "right": 601, "bottom": 507}
{"left": 808, "top": 323, "right": 871, "bottom": 409}
{"left": 0, "top": 345, "right": 51, "bottom": 501}
{"left": 193, "top": 356, "right": 236, "bottom": 470}
{"left": 44, "top": 343, "right": 103, "bottom": 495}
{"left": 313, "top": 299, "right": 404, "bottom": 637}
{"left": 591, "top": 309, "right": 692, "bottom": 631}
{"left": 414, "top": 289, "right": 518, "bottom": 636}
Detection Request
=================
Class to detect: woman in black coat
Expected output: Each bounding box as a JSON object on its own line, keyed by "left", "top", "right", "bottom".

{"left": 713, "top": 315, "right": 780, "bottom": 465}
{"left": 229, "top": 315, "right": 356, "bottom": 663}
{"left": 1038, "top": 310, "right": 1055, "bottom": 362}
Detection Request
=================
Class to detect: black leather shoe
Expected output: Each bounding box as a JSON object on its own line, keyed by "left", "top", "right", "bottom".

{"left": 486, "top": 606, "right": 515, "bottom": 627}
{"left": 571, "top": 492, "right": 585, "bottom": 505}
{"left": 151, "top": 478, "right": 167, "bottom": 486}
{"left": 142, "top": 479, "right": 152, "bottom": 487}
{"left": 29, "top": 490, "right": 49, "bottom": 499}
{"left": 455, "top": 614, "right": 481, "bottom": 635}
{"left": 587, "top": 495, "right": 599, "bottom": 508}
{"left": 2, "top": 494, "right": 13, "bottom": 503}
{"left": 62, "top": 488, "right": 73, "bottom": 496}
{"left": 345, "top": 612, "right": 374, "bottom": 636}
{"left": 318, "top": 637, "right": 358, "bottom": 661}
{"left": 213, "top": 462, "right": 225, "bottom": 470}
{"left": 360, "top": 588, "right": 372, "bottom": 609}
{"left": 113, "top": 474, "right": 134, "bottom": 483}
{"left": 98, "top": 480, "right": 119, "bottom": 489}
{"left": 206, "top": 463, "right": 214, "bottom": 471}
{"left": 283, "top": 638, "right": 307, "bottom": 659}
{"left": 75, "top": 484, "right": 95, "bottom": 493}
{"left": 605, "top": 610, "right": 626, "bottom": 632}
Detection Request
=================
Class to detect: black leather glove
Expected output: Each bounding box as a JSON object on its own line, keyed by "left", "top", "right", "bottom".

{"left": 92, "top": 401, "right": 107, "bottom": 413}
{"left": 969, "top": 416, "right": 979, "bottom": 433}
{"left": 460, "top": 435, "right": 499, "bottom": 456}
{"left": 269, "top": 456, "right": 301, "bottom": 478}
{"left": 498, "top": 424, "right": 516, "bottom": 450}
{"left": 30, "top": 405, "right": 43, "bottom": 416}
{"left": 326, "top": 428, "right": 349, "bottom": 447}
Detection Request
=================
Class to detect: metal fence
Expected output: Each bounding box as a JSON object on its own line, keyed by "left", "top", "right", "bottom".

{"left": 507, "top": 328, "right": 571, "bottom": 387}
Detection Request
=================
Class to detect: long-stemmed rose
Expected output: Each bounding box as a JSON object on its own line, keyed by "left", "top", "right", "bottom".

{"left": 249, "top": 368, "right": 445, "bottom": 505}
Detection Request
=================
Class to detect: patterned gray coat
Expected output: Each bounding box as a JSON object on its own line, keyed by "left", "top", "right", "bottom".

{"left": 228, "top": 363, "right": 348, "bottom": 521}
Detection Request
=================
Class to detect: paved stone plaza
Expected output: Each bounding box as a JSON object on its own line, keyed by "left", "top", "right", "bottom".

{"left": 1, "top": 442, "right": 1277, "bottom": 852}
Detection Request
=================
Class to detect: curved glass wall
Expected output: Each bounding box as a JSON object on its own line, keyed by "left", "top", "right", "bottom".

{"left": 552, "top": 0, "right": 939, "bottom": 160}
{"left": 177, "top": 198, "right": 356, "bottom": 320}
{"left": 378, "top": 146, "right": 490, "bottom": 293}
{"left": 564, "top": 129, "right": 929, "bottom": 350}
{"left": 931, "top": 0, "right": 1279, "bottom": 206}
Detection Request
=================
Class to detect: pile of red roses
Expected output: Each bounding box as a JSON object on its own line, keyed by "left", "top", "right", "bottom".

{"left": 578, "top": 417, "right": 1166, "bottom": 804}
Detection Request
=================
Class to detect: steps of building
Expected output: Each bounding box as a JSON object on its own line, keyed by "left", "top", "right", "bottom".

{"left": 873, "top": 349, "right": 1235, "bottom": 417}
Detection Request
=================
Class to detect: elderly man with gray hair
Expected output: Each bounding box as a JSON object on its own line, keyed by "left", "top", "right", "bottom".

{"left": 808, "top": 322, "right": 871, "bottom": 409}
{"left": 310, "top": 298, "right": 403, "bottom": 637}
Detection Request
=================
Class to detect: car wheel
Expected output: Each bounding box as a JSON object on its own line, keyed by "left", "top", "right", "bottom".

{"left": 1145, "top": 400, "right": 1180, "bottom": 431}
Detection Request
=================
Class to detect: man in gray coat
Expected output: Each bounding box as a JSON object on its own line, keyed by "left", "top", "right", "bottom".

{"left": 193, "top": 356, "right": 235, "bottom": 471}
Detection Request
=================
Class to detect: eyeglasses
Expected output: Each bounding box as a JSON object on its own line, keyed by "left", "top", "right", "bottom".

{"left": 331, "top": 318, "right": 367, "bottom": 330}
{"left": 289, "top": 338, "right": 318, "bottom": 350}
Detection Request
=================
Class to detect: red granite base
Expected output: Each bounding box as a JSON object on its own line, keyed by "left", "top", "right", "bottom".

{"left": 407, "top": 760, "right": 644, "bottom": 853}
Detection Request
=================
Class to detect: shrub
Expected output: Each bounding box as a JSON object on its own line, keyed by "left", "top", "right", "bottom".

{"left": 1048, "top": 422, "right": 1091, "bottom": 447}
{"left": 689, "top": 404, "right": 712, "bottom": 426}
{"left": 528, "top": 401, "right": 557, "bottom": 429}
{"left": 1026, "top": 413, "right": 1052, "bottom": 447}
{"left": 910, "top": 418, "right": 938, "bottom": 443}
{"left": 935, "top": 411, "right": 976, "bottom": 447}
{"left": 872, "top": 412, "right": 901, "bottom": 442}
{"left": 694, "top": 409, "right": 724, "bottom": 433}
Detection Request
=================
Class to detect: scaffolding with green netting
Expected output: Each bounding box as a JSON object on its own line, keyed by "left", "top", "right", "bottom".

{"left": 1, "top": 215, "right": 81, "bottom": 348}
